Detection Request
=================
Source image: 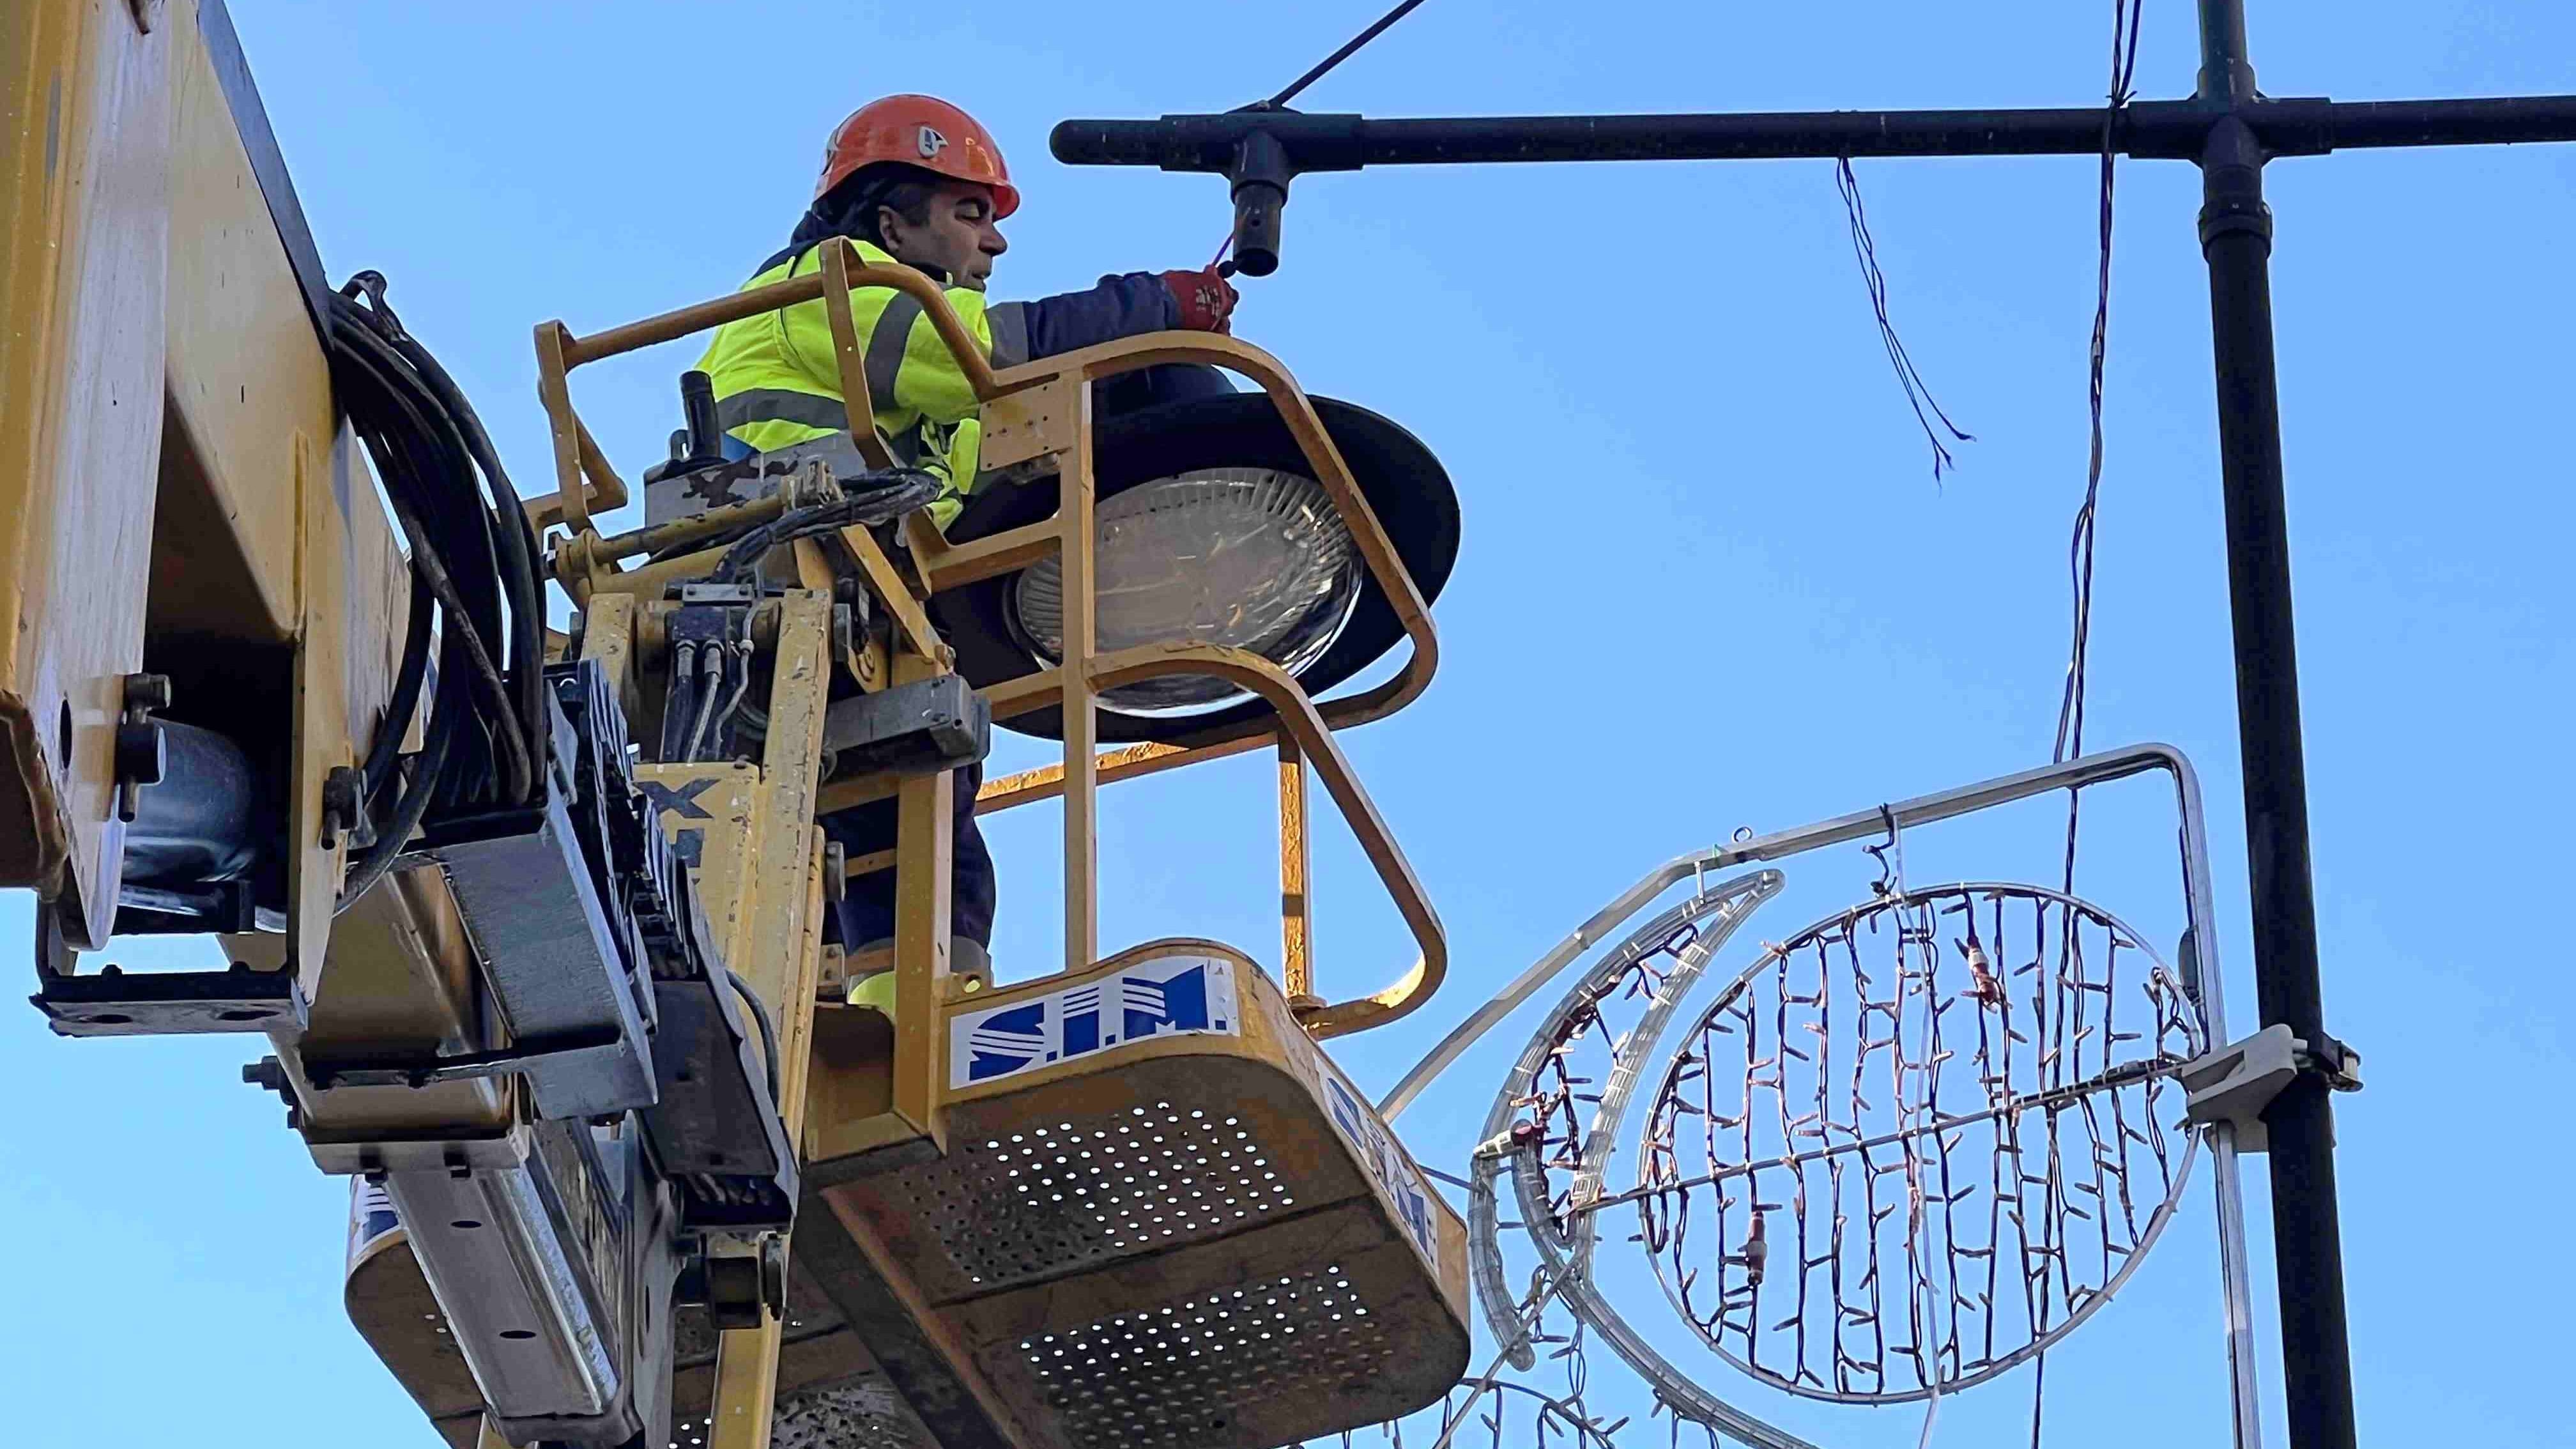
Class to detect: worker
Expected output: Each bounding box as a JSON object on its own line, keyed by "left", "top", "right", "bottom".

{"left": 697, "top": 94, "right": 1239, "bottom": 977}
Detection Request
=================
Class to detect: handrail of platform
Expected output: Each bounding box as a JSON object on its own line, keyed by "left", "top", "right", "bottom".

{"left": 532, "top": 240, "right": 1446, "bottom": 1036}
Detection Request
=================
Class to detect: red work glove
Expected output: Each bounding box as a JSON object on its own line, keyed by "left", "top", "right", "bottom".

{"left": 1161, "top": 266, "right": 1240, "bottom": 334}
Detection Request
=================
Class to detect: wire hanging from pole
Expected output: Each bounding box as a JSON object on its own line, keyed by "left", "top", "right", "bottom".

{"left": 2053, "top": 0, "right": 2149, "bottom": 784}
{"left": 2035, "top": 2, "right": 2147, "bottom": 1444}
{"left": 1836, "top": 157, "right": 1975, "bottom": 482}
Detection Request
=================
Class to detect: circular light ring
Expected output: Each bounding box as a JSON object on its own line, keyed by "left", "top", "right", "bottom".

{"left": 1634, "top": 884, "right": 2206, "bottom": 1404}
{"left": 935, "top": 392, "right": 1461, "bottom": 744}
{"left": 1008, "top": 468, "right": 1365, "bottom": 718}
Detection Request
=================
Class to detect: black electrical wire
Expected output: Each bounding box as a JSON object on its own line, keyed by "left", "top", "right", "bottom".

{"left": 357, "top": 273, "right": 549, "bottom": 785}
{"left": 330, "top": 315, "right": 525, "bottom": 803}
{"left": 325, "top": 271, "right": 548, "bottom": 910}
{"left": 338, "top": 686, "right": 466, "bottom": 909}
{"left": 707, "top": 470, "right": 945, "bottom": 586}
{"left": 358, "top": 560, "right": 435, "bottom": 797}
{"left": 332, "top": 345, "right": 507, "bottom": 800}
{"left": 2031, "top": 6, "right": 2146, "bottom": 1445}
{"left": 664, "top": 640, "right": 702, "bottom": 763}
{"left": 1836, "top": 157, "right": 1974, "bottom": 481}
{"left": 384, "top": 487, "right": 533, "bottom": 800}
{"left": 1261, "top": 0, "right": 1434, "bottom": 110}
{"left": 2051, "top": 0, "right": 2148, "bottom": 782}
{"left": 701, "top": 638, "right": 755, "bottom": 763}
{"left": 683, "top": 641, "right": 724, "bottom": 763}
{"left": 726, "top": 967, "right": 783, "bottom": 1107}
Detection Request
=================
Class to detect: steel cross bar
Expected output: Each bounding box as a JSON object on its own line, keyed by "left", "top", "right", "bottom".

{"left": 1049, "top": 7, "right": 2576, "bottom": 1448}
{"left": 1052, "top": 93, "right": 2576, "bottom": 172}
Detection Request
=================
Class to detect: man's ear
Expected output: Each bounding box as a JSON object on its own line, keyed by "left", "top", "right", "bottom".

{"left": 871, "top": 204, "right": 903, "bottom": 251}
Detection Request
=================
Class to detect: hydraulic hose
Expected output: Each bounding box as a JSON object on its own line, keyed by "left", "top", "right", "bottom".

{"left": 325, "top": 272, "right": 548, "bottom": 910}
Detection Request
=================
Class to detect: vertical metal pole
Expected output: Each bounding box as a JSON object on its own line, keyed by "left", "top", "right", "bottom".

{"left": 892, "top": 652, "right": 954, "bottom": 1135}
{"left": 712, "top": 592, "right": 838, "bottom": 1449}
{"left": 1276, "top": 732, "right": 1314, "bottom": 1004}
{"left": 1060, "top": 383, "right": 1100, "bottom": 973}
{"left": 2194, "top": 7, "right": 2358, "bottom": 1448}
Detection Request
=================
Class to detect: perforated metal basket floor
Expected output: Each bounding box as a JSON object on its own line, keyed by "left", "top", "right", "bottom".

{"left": 816, "top": 940, "right": 1469, "bottom": 1449}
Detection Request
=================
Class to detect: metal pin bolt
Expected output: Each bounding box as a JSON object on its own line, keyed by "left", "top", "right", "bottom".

{"left": 112, "top": 673, "right": 172, "bottom": 822}
{"left": 319, "top": 765, "right": 369, "bottom": 851}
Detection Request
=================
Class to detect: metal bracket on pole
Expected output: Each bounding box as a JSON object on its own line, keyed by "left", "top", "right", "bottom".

{"left": 2183, "top": 1023, "right": 2365, "bottom": 1153}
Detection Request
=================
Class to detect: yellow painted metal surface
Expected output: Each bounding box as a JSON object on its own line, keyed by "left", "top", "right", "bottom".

{"left": 578, "top": 590, "right": 641, "bottom": 720}
{"left": 1, "top": 0, "right": 381, "bottom": 964}
{"left": 681, "top": 595, "right": 836, "bottom": 1449}
{"left": 709, "top": 843, "right": 829, "bottom": 1449}
{"left": 448, "top": 250, "right": 1464, "bottom": 1445}
{"left": 256, "top": 865, "right": 510, "bottom": 1163}
{"left": 286, "top": 431, "right": 353, "bottom": 993}
{"left": 1278, "top": 736, "right": 1313, "bottom": 1002}
{"left": 813, "top": 939, "right": 1471, "bottom": 1448}
{"left": 0, "top": 0, "right": 173, "bottom": 937}
{"left": 1055, "top": 382, "right": 1100, "bottom": 978}
{"left": 643, "top": 760, "right": 760, "bottom": 969}
{"left": 158, "top": 0, "right": 321, "bottom": 641}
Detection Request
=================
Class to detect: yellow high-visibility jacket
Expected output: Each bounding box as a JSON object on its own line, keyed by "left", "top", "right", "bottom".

{"left": 696, "top": 237, "right": 995, "bottom": 528}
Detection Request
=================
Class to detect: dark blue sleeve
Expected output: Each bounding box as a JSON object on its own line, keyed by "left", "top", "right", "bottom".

{"left": 986, "top": 272, "right": 1177, "bottom": 365}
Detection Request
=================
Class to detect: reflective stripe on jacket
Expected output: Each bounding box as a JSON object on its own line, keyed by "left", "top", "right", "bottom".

{"left": 696, "top": 237, "right": 993, "bottom": 526}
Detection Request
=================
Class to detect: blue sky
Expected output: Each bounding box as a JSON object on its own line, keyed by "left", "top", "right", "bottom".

{"left": 4, "top": 1, "right": 2570, "bottom": 1444}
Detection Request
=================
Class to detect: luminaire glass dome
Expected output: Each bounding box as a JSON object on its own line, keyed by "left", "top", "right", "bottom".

{"left": 1011, "top": 467, "right": 1363, "bottom": 717}
{"left": 930, "top": 390, "right": 1460, "bottom": 745}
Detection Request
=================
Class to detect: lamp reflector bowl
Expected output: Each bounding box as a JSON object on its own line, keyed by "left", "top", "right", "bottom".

{"left": 935, "top": 392, "right": 1460, "bottom": 744}
{"left": 1009, "top": 467, "right": 1362, "bottom": 717}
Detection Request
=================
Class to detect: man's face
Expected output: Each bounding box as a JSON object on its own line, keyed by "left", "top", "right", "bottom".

{"left": 878, "top": 181, "right": 1009, "bottom": 291}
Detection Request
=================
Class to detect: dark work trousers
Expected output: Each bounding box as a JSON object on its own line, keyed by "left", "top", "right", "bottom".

{"left": 822, "top": 759, "right": 994, "bottom": 949}
{"left": 819, "top": 364, "right": 1234, "bottom": 951}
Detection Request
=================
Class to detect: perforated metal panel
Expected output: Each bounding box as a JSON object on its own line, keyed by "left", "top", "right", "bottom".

{"left": 888, "top": 1100, "right": 1300, "bottom": 1289}
{"left": 670, "top": 1376, "right": 931, "bottom": 1449}
{"left": 775, "top": 1375, "right": 936, "bottom": 1449}
{"left": 675, "top": 1382, "right": 937, "bottom": 1443}
{"left": 806, "top": 944, "right": 1471, "bottom": 1448}
{"left": 1018, "top": 1264, "right": 1400, "bottom": 1447}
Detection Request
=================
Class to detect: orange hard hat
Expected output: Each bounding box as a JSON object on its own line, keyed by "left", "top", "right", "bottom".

{"left": 816, "top": 95, "right": 1020, "bottom": 218}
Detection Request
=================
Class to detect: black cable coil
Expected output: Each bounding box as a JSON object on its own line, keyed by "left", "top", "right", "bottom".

{"left": 324, "top": 271, "right": 546, "bottom": 909}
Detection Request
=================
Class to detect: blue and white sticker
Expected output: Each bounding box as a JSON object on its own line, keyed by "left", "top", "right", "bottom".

{"left": 949, "top": 952, "right": 1239, "bottom": 1089}
{"left": 1320, "top": 1064, "right": 1439, "bottom": 1263}
{"left": 346, "top": 1176, "right": 402, "bottom": 1272}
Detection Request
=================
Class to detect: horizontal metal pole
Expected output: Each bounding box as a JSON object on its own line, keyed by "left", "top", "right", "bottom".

{"left": 1706, "top": 740, "right": 2200, "bottom": 871}
{"left": 1378, "top": 742, "right": 2204, "bottom": 1122}
{"left": 1583, "top": 1055, "right": 2188, "bottom": 1213}
{"left": 1052, "top": 94, "right": 2576, "bottom": 172}
{"left": 2308, "top": 94, "right": 2576, "bottom": 149}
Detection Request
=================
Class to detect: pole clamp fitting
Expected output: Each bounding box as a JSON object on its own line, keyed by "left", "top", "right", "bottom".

{"left": 2197, "top": 194, "right": 2274, "bottom": 249}
{"left": 2181, "top": 1022, "right": 2363, "bottom": 1152}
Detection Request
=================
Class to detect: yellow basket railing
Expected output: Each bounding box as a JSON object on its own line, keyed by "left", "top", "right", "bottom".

{"left": 526, "top": 239, "right": 1443, "bottom": 1040}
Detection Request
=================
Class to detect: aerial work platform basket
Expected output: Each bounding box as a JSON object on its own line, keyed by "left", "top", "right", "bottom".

{"left": 348, "top": 240, "right": 1468, "bottom": 1448}
{"left": 792, "top": 938, "right": 1468, "bottom": 1448}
